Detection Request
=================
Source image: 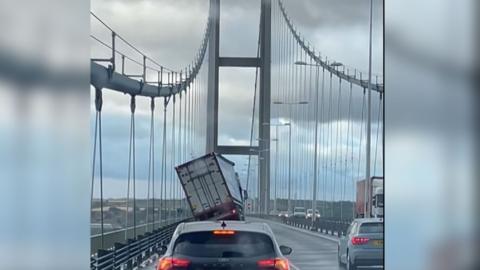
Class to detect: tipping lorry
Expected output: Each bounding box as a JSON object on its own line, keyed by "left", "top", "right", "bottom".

{"left": 356, "top": 176, "right": 384, "bottom": 218}
{"left": 175, "top": 152, "right": 245, "bottom": 221}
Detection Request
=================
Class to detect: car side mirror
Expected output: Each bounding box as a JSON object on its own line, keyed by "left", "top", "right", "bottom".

{"left": 279, "top": 245, "right": 292, "bottom": 256}
{"left": 159, "top": 245, "right": 167, "bottom": 255}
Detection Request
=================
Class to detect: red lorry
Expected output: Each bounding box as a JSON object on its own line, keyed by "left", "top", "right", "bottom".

{"left": 356, "top": 176, "right": 384, "bottom": 218}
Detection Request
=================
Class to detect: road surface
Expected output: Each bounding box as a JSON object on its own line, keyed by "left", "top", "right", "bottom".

{"left": 248, "top": 217, "right": 341, "bottom": 270}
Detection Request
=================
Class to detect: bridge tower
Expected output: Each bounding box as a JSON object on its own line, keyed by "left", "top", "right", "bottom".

{"left": 206, "top": 0, "right": 271, "bottom": 214}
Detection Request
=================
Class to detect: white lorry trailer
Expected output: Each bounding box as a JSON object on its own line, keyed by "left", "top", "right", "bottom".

{"left": 175, "top": 152, "right": 245, "bottom": 221}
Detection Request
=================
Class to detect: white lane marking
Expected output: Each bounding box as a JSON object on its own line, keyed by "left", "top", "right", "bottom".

{"left": 260, "top": 218, "right": 340, "bottom": 243}
{"left": 290, "top": 261, "right": 301, "bottom": 270}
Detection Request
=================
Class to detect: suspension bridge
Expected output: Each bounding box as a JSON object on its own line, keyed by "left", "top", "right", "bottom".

{"left": 90, "top": 0, "right": 383, "bottom": 269}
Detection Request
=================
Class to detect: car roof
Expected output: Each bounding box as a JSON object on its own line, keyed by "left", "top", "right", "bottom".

{"left": 353, "top": 218, "right": 384, "bottom": 223}
{"left": 177, "top": 221, "right": 273, "bottom": 236}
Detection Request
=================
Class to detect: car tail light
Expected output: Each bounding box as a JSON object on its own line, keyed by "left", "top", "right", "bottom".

{"left": 213, "top": 230, "right": 235, "bottom": 235}
{"left": 257, "top": 258, "right": 290, "bottom": 270}
{"left": 351, "top": 236, "right": 369, "bottom": 245}
{"left": 157, "top": 257, "right": 190, "bottom": 270}
{"left": 275, "top": 258, "right": 290, "bottom": 270}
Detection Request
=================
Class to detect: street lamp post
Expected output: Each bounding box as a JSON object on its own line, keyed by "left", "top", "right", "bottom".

{"left": 272, "top": 101, "right": 307, "bottom": 213}
{"left": 261, "top": 125, "right": 281, "bottom": 214}
{"left": 295, "top": 61, "right": 319, "bottom": 228}
{"left": 250, "top": 148, "right": 269, "bottom": 214}
{"left": 295, "top": 60, "right": 342, "bottom": 227}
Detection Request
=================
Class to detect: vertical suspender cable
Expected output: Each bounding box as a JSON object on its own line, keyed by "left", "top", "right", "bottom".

{"left": 373, "top": 94, "right": 382, "bottom": 175}
{"left": 125, "top": 95, "right": 136, "bottom": 239}
{"left": 334, "top": 77, "right": 342, "bottom": 218}
{"left": 131, "top": 95, "right": 137, "bottom": 238}
{"left": 171, "top": 94, "right": 176, "bottom": 223}
{"left": 184, "top": 80, "right": 188, "bottom": 218}
{"left": 194, "top": 74, "right": 197, "bottom": 156}
{"left": 178, "top": 92, "right": 182, "bottom": 221}
{"left": 193, "top": 75, "right": 196, "bottom": 158}
{"left": 161, "top": 96, "right": 168, "bottom": 224}
{"left": 350, "top": 84, "right": 356, "bottom": 219}
{"left": 327, "top": 71, "right": 333, "bottom": 217}
{"left": 190, "top": 79, "right": 194, "bottom": 159}
{"left": 92, "top": 88, "right": 104, "bottom": 249}
{"left": 301, "top": 44, "right": 306, "bottom": 207}
{"left": 357, "top": 89, "right": 366, "bottom": 179}
{"left": 146, "top": 97, "right": 155, "bottom": 231}
{"left": 309, "top": 49, "right": 315, "bottom": 205}
{"left": 292, "top": 33, "right": 297, "bottom": 206}
{"left": 187, "top": 80, "right": 191, "bottom": 161}
{"left": 288, "top": 21, "right": 293, "bottom": 212}
{"left": 91, "top": 100, "right": 98, "bottom": 204}
{"left": 125, "top": 97, "right": 132, "bottom": 240}
{"left": 357, "top": 89, "right": 366, "bottom": 216}
{"left": 152, "top": 98, "right": 155, "bottom": 228}
{"left": 280, "top": 4, "right": 286, "bottom": 205}
{"left": 320, "top": 68, "right": 327, "bottom": 217}
{"left": 98, "top": 95, "right": 104, "bottom": 248}
{"left": 284, "top": 10, "right": 289, "bottom": 206}
{"left": 343, "top": 81, "right": 353, "bottom": 219}
{"left": 319, "top": 66, "right": 326, "bottom": 217}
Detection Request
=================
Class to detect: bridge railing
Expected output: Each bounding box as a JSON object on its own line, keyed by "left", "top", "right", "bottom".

{"left": 91, "top": 218, "right": 186, "bottom": 255}
{"left": 249, "top": 214, "right": 352, "bottom": 237}
{"left": 91, "top": 219, "right": 190, "bottom": 270}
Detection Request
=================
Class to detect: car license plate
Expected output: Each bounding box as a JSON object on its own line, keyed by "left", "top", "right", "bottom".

{"left": 373, "top": 240, "right": 383, "bottom": 247}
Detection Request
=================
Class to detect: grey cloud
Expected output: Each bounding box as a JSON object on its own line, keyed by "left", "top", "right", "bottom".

{"left": 91, "top": 0, "right": 384, "bottom": 198}
{"left": 282, "top": 0, "right": 383, "bottom": 29}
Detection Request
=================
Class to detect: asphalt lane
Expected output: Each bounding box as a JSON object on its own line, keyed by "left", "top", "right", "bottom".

{"left": 247, "top": 217, "right": 341, "bottom": 270}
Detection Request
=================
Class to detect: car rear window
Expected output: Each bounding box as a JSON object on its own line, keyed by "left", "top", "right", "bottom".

{"left": 173, "top": 231, "right": 275, "bottom": 258}
{"left": 358, "top": 222, "right": 383, "bottom": 233}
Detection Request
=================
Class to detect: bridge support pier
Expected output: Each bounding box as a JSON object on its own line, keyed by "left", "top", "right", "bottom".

{"left": 206, "top": 0, "right": 220, "bottom": 153}
{"left": 259, "top": 0, "right": 272, "bottom": 214}
{"left": 206, "top": 0, "right": 271, "bottom": 215}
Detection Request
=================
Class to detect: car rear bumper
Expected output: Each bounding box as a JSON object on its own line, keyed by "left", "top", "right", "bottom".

{"left": 355, "top": 258, "right": 384, "bottom": 267}
{"left": 352, "top": 249, "right": 383, "bottom": 267}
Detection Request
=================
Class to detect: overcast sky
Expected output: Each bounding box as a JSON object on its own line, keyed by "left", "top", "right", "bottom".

{"left": 90, "top": 0, "right": 384, "bottom": 202}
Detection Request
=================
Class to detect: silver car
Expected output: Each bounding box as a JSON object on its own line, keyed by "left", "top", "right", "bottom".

{"left": 337, "top": 218, "right": 384, "bottom": 269}
{"left": 293, "top": 207, "right": 306, "bottom": 218}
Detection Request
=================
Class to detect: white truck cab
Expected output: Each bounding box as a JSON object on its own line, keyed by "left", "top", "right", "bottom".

{"left": 372, "top": 186, "right": 384, "bottom": 218}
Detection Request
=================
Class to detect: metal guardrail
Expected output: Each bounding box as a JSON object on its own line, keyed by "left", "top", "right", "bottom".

{"left": 249, "top": 214, "right": 352, "bottom": 237}
{"left": 91, "top": 218, "right": 184, "bottom": 255}
{"left": 90, "top": 219, "right": 191, "bottom": 270}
